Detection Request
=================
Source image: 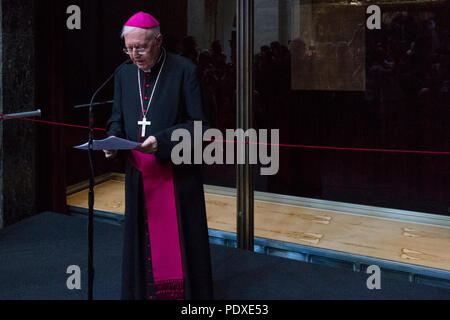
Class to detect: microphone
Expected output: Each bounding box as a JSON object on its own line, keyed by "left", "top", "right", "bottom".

{"left": 88, "top": 58, "right": 131, "bottom": 108}
{"left": 73, "top": 59, "right": 131, "bottom": 109}
{"left": 73, "top": 100, "right": 114, "bottom": 109}
{"left": 86, "top": 57, "right": 130, "bottom": 301}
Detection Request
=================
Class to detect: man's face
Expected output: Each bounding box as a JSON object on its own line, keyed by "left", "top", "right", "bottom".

{"left": 124, "top": 28, "right": 162, "bottom": 71}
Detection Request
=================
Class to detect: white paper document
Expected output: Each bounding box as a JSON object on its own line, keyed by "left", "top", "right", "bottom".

{"left": 74, "top": 136, "right": 141, "bottom": 150}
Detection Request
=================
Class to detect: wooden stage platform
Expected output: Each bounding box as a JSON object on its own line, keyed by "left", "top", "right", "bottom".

{"left": 67, "top": 173, "right": 450, "bottom": 284}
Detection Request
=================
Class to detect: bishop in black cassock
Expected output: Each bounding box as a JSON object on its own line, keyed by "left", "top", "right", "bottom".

{"left": 105, "top": 12, "right": 213, "bottom": 300}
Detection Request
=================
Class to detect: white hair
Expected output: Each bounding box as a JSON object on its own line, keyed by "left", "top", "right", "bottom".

{"left": 121, "top": 25, "right": 161, "bottom": 39}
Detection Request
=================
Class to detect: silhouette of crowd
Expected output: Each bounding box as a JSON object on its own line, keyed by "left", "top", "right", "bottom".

{"left": 173, "top": 35, "right": 294, "bottom": 132}
{"left": 175, "top": 37, "right": 237, "bottom": 131}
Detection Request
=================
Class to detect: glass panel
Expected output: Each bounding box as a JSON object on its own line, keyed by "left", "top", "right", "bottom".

{"left": 252, "top": 0, "right": 450, "bottom": 269}
{"left": 253, "top": 0, "right": 449, "bottom": 215}
{"left": 186, "top": 0, "right": 237, "bottom": 189}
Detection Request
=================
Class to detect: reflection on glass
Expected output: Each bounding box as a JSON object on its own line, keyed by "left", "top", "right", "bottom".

{"left": 184, "top": 0, "right": 237, "bottom": 188}
{"left": 291, "top": 3, "right": 366, "bottom": 91}
{"left": 253, "top": 0, "right": 449, "bottom": 215}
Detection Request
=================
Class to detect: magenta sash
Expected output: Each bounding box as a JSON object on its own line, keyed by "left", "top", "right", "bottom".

{"left": 129, "top": 150, "right": 184, "bottom": 300}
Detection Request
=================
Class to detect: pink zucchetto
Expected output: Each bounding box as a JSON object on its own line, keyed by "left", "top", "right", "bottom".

{"left": 124, "top": 11, "right": 160, "bottom": 28}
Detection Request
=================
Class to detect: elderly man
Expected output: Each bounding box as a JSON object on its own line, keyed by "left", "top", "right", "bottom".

{"left": 104, "top": 11, "right": 213, "bottom": 300}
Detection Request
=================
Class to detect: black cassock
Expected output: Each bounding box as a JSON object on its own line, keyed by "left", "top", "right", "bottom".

{"left": 106, "top": 50, "right": 213, "bottom": 300}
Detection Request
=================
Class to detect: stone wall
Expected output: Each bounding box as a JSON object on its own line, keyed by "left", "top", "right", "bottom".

{"left": 254, "top": 0, "right": 279, "bottom": 51}
{"left": 188, "top": 0, "right": 207, "bottom": 50}
{"left": 0, "top": 0, "right": 37, "bottom": 228}
{"left": 254, "top": 0, "right": 297, "bottom": 53}
{"left": 188, "top": 0, "right": 235, "bottom": 59}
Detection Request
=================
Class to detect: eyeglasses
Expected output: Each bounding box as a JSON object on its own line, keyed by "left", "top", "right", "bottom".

{"left": 123, "top": 46, "right": 148, "bottom": 55}
{"left": 123, "top": 35, "right": 160, "bottom": 55}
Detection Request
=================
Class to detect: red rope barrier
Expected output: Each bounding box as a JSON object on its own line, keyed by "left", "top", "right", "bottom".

{"left": 1, "top": 114, "right": 106, "bottom": 132}
{"left": 2, "top": 114, "right": 448, "bottom": 155}
{"left": 204, "top": 139, "right": 450, "bottom": 156}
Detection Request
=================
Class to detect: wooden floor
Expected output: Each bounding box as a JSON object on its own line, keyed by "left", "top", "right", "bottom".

{"left": 67, "top": 175, "right": 450, "bottom": 272}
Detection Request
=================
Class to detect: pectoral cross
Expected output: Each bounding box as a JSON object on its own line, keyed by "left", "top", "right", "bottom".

{"left": 138, "top": 116, "right": 151, "bottom": 137}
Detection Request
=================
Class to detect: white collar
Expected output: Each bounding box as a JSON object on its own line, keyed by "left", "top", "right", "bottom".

{"left": 142, "top": 48, "right": 165, "bottom": 74}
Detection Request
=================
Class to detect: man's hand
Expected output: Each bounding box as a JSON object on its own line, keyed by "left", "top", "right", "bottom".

{"left": 135, "top": 136, "right": 158, "bottom": 154}
{"left": 103, "top": 149, "right": 118, "bottom": 159}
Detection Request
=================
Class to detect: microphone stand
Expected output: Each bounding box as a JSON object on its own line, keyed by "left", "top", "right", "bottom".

{"left": 74, "top": 100, "right": 114, "bottom": 109}
{"left": 85, "top": 59, "right": 130, "bottom": 300}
